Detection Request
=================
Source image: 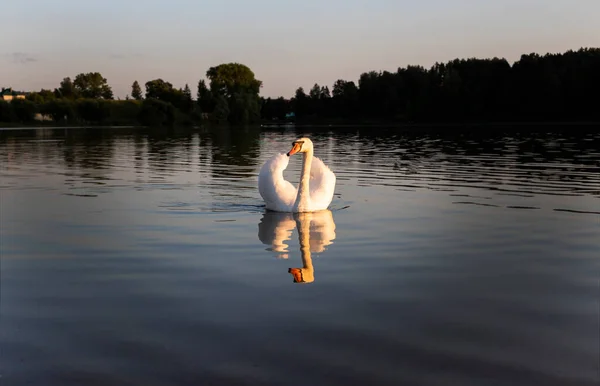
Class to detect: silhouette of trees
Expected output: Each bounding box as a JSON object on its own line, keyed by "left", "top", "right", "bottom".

{"left": 10, "top": 99, "right": 37, "bottom": 123}
{"left": 131, "top": 81, "right": 143, "bottom": 100}
{"left": 0, "top": 101, "right": 16, "bottom": 122}
{"left": 138, "top": 98, "right": 175, "bottom": 127}
{"left": 260, "top": 47, "right": 600, "bottom": 124}
{"left": 181, "top": 83, "right": 193, "bottom": 114}
{"left": 73, "top": 72, "right": 113, "bottom": 99}
{"left": 261, "top": 97, "right": 291, "bottom": 120}
{"left": 196, "top": 79, "right": 214, "bottom": 113}
{"left": 56, "top": 77, "right": 77, "bottom": 99}
{"left": 76, "top": 99, "right": 111, "bottom": 124}
{"left": 205, "top": 62, "right": 262, "bottom": 124}
{"left": 2, "top": 49, "right": 598, "bottom": 127}
{"left": 213, "top": 95, "right": 230, "bottom": 122}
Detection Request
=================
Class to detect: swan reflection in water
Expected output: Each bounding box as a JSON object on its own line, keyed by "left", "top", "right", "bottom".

{"left": 258, "top": 210, "right": 336, "bottom": 283}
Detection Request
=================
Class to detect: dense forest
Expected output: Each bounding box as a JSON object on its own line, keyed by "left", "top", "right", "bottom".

{"left": 1, "top": 47, "right": 598, "bottom": 127}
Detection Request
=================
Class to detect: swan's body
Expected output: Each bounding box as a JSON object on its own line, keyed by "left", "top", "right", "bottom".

{"left": 258, "top": 137, "right": 336, "bottom": 213}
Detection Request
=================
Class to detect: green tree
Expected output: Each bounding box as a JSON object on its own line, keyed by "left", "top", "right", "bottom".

{"left": 109, "top": 100, "right": 141, "bottom": 125}
{"left": 181, "top": 83, "right": 193, "bottom": 113}
{"left": 205, "top": 63, "right": 262, "bottom": 124}
{"left": 206, "top": 63, "right": 262, "bottom": 99}
{"left": 230, "top": 91, "right": 261, "bottom": 123}
{"left": 40, "top": 99, "right": 77, "bottom": 123}
{"left": 197, "top": 79, "right": 213, "bottom": 112}
{"left": 292, "top": 87, "right": 309, "bottom": 116}
{"left": 213, "top": 94, "right": 230, "bottom": 122}
{"left": 76, "top": 99, "right": 110, "bottom": 123}
{"left": 309, "top": 83, "right": 321, "bottom": 99}
{"left": 260, "top": 96, "right": 291, "bottom": 120}
{"left": 131, "top": 80, "right": 143, "bottom": 100}
{"left": 331, "top": 80, "right": 359, "bottom": 117}
{"left": 138, "top": 98, "right": 175, "bottom": 127}
{"left": 145, "top": 79, "right": 173, "bottom": 100}
{"left": 56, "top": 77, "right": 77, "bottom": 99}
{"left": 27, "top": 88, "right": 56, "bottom": 104}
{"left": 0, "top": 100, "right": 16, "bottom": 122}
{"left": 10, "top": 99, "right": 37, "bottom": 122}
{"left": 73, "top": 72, "right": 113, "bottom": 99}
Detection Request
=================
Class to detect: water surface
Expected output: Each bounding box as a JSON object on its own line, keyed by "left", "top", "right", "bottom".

{"left": 1, "top": 125, "right": 599, "bottom": 385}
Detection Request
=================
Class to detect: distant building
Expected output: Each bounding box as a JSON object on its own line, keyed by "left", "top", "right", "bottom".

{"left": 1, "top": 87, "right": 26, "bottom": 102}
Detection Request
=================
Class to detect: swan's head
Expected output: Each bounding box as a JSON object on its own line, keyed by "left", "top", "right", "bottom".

{"left": 286, "top": 137, "right": 313, "bottom": 157}
{"left": 288, "top": 267, "right": 314, "bottom": 283}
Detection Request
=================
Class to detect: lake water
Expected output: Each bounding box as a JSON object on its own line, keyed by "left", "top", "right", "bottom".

{"left": 1, "top": 125, "right": 598, "bottom": 386}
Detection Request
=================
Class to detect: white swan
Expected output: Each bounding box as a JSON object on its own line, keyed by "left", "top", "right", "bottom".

{"left": 258, "top": 137, "right": 336, "bottom": 212}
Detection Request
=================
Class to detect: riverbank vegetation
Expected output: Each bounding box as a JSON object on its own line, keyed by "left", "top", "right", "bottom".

{"left": 1, "top": 48, "right": 598, "bottom": 127}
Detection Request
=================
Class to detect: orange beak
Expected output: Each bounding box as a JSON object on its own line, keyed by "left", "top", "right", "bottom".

{"left": 287, "top": 143, "right": 302, "bottom": 157}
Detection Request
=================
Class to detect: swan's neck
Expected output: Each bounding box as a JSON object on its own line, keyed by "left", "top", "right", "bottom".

{"left": 296, "top": 213, "right": 314, "bottom": 283}
{"left": 296, "top": 150, "right": 313, "bottom": 208}
{"left": 298, "top": 217, "right": 314, "bottom": 271}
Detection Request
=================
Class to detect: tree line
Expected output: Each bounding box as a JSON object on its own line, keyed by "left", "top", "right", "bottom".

{"left": 1, "top": 47, "right": 598, "bottom": 127}
{"left": 0, "top": 63, "right": 263, "bottom": 126}
{"left": 262, "top": 47, "right": 600, "bottom": 123}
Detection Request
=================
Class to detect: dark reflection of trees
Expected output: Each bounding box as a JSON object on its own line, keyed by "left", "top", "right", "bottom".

{"left": 348, "top": 126, "right": 600, "bottom": 190}
{"left": 62, "top": 135, "right": 77, "bottom": 169}
{"left": 0, "top": 129, "right": 54, "bottom": 168}
{"left": 146, "top": 129, "right": 173, "bottom": 175}
{"left": 2, "top": 125, "right": 598, "bottom": 195}
{"left": 59, "top": 128, "right": 116, "bottom": 183}
{"left": 0, "top": 128, "right": 38, "bottom": 142}
{"left": 144, "top": 126, "right": 196, "bottom": 177}
{"left": 206, "top": 125, "right": 262, "bottom": 179}
{"left": 196, "top": 128, "right": 212, "bottom": 171}
{"left": 269, "top": 125, "right": 599, "bottom": 192}
{"left": 77, "top": 128, "right": 114, "bottom": 170}
{"left": 133, "top": 133, "right": 146, "bottom": 173}
{"left": 178, "top": 130, "right": 195, "bottom": 170}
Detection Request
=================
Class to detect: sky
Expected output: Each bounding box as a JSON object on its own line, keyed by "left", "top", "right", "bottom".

{"left": 1, "top": 0, "right": 599, "bottom": 99}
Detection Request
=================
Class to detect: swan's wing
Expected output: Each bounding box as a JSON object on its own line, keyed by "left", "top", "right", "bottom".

{"left": 309, "top": 156, "right": 336, "bottom": 209}
{"left": 258, "top": 153, "right": 297, "bottom": 212}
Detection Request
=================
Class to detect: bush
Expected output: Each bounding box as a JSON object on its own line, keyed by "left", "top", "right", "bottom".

{"left": 0, "top": 100, "right": 16, "bottom": 122}
{"left": 76, "top": 99, "right": 110, "bottom": 124}
{"left": 40, "top": 99, "right": 77, "bottom": 123}
{"left": 107, "top": 100, "right": 142, "bottom": 125}
{"left": 138, "top": 98, "right": 176, "bottom": 127}
{"left": 10, "top": 99, "right": 37, "bottom": 123}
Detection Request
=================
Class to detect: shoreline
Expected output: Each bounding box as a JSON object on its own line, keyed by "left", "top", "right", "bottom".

{"left": 260, "top": 121, "right": 600, "bottom": 128}
{"left": 1, "top": 120, "right": 599, "bottom": 131}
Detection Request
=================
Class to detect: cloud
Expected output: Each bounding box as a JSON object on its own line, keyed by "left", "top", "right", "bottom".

{"left": 10, "top": 52, "right": 37, "bottom": 64}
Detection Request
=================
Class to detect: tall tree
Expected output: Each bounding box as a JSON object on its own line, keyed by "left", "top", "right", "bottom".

{"left": 131, "top": 80, "right": 143, "bottom": 100}
{"left": 56, "top": 77, "right": 77, "bottom": 99}
{"left": 72, "top": 72, "right": 113, "bottom": 99}
{"left": 309, "top": 83, "right": 321, "bottom": 99}
{"left": 145, "top": 79, "right": 174, "bottom": 100}
{"left": 181, "top": 83, "right": 193, "bottom": 113}
{"left": 292, "top": 87, "right": 309, "bottom": 116}
{"left": 213, "top": 94, "right": 230, "bottom": 122}
{"left": 197, "top": 79, "right": 213, "bottom": 112}
{"left": 205, "top": 63, "right": 262, "bottom": 123}
{"left": 183, "top": 83, "right": 192, "bottom": 100}
{"left": 206, "top": 63, "right": 262, "bottom": 98}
